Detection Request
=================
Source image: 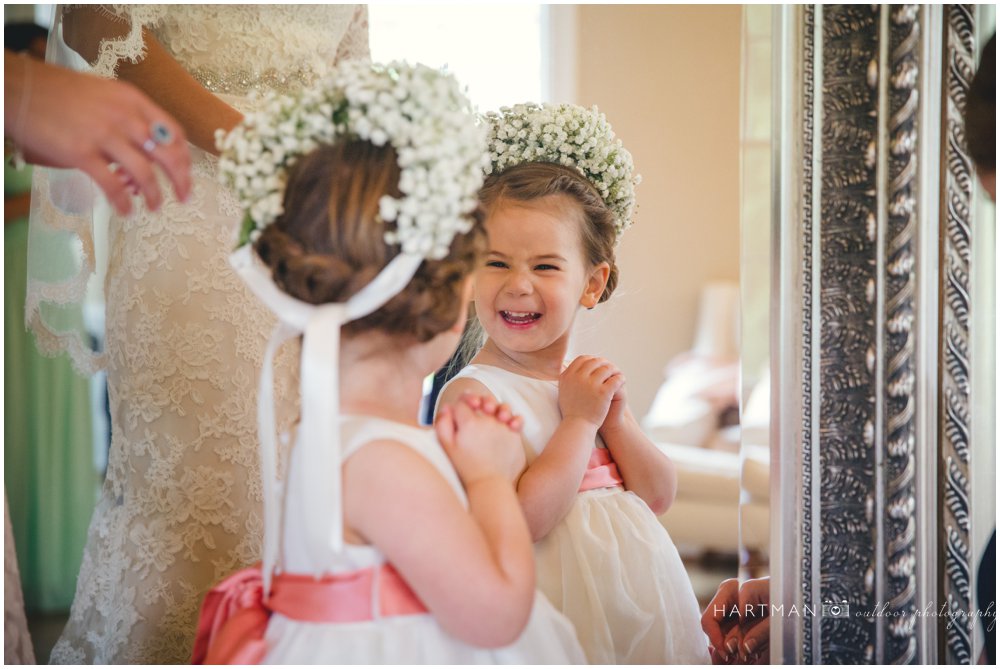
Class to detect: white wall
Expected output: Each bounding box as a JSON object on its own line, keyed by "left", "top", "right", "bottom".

{"left": 566, "top": 5, "right": 743, "bottom": 416}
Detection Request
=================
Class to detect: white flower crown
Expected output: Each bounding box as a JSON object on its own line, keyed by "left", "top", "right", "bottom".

{"left": 216, "top": 61, "right": 489, "bottom": 260}
{"left": 484, "top": 102, "right": 641, "bottom": 240}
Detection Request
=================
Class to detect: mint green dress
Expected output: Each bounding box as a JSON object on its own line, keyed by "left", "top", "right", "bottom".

{"left": 4, "top": 158, "right": 98, "bottom": 611}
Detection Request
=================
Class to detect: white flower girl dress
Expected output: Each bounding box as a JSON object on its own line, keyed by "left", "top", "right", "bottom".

{"left": 447, "top": 364, "right": 712, "bottom": 664}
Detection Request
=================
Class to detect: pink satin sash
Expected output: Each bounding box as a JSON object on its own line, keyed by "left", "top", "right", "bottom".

{"left": 578, "top": 447, "right": 624, "bottom": 493}
{"left": 192, "top": 562, "right": 427, "bottom": 664}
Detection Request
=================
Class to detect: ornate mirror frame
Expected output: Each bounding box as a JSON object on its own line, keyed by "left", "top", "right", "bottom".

{"left": 770, "top": 4, "right": 990, "bottom": 664}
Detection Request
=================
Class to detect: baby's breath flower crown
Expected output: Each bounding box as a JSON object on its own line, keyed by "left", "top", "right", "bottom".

{"left": 485, "top": 103, "right": 640, "bottom": 240}
{"left": 216, "top": 61, "right": 489, "bottom": 260}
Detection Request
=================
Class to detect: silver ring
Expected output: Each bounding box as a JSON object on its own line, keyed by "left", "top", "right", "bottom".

{"left": 142, "top": 138, "right": 157, "bottom": 153}
{"left": 150, "top": 121, "right": 173, "bottom": 145}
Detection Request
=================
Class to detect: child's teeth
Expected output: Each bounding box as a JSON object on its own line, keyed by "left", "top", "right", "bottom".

{"left": 503, "top": 311, "right": 538, "bottom": 323}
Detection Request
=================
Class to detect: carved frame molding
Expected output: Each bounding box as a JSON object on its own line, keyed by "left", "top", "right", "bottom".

{"left": 773, "top": 4, "right": 978, "bottom": 664}
{"left": 938, "top": 4, "right": 976, "bottom": 665}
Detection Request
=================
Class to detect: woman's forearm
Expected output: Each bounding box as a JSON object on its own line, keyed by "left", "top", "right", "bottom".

{"left": 61, "top": 7, "right": 242, "bottom": 155}
{"left": 115, "top": 33, "right": 242, "bottom": 154}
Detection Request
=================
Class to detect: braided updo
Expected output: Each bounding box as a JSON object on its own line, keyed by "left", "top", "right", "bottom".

{"left": 478, "top": 162, "right": 619, "bottom": 303}
{"left": 253, "top": 140, "right": 485, "bottom": 341}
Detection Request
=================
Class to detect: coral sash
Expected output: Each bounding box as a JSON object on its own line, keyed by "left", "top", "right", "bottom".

{"left": 191, "top": 562, "right": 427, "bottom": 664}
{"left": 578, "top": 447, "right": 623, "bottom": 493}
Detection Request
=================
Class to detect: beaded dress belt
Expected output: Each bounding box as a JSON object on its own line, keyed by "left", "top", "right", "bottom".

{"left": 188, "top": 65, "right": 318, "bottom": 96}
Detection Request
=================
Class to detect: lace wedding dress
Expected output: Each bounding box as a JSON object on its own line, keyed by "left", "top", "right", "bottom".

{"left": 29, "top": 5, "right": 370, "bottom": 664}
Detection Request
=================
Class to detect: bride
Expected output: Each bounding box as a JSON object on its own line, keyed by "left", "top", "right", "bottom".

{"left": 28, "top": 5, "right": 370, "bottom": 663}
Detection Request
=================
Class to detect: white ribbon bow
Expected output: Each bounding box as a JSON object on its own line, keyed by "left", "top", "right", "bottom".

{"left": 229, "top": 245, "right": 423, "bottom": 594}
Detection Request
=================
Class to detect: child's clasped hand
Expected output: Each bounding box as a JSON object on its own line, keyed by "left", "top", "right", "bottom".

{"left": 557, "top": 355, "right": 626, "bottom": 431}
{"left": 436, "top": 392, "right": 526, "bottom": 484}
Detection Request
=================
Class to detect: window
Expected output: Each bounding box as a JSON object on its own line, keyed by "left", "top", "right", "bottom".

{"left": 369, "top": 4, "right": 546, "bottom": 112}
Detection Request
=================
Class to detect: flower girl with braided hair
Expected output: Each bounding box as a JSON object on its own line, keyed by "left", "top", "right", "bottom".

{"left": 439, "top": 103, "right": 712, "bottom": 664}
{"left": 190, "top": 65, "right": 585, "bottom": 665}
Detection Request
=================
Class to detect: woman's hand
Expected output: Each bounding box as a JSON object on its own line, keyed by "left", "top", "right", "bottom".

{"left": 435, "top": 400, "right": 526, "bottom": 485}
{"left": 702, "top": 577, "right": 740, "bottom": 664}
{"left": 558, "top": 355, "right": 624, "bottom": 431}
{"left": 4, "top": 52, "right": 191, "bottom": 215}
{"left": 701, "top": 577, "right": 771, "bottom": 664}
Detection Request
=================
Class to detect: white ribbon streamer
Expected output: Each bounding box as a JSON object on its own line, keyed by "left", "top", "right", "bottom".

{"left": 229, "top": 245, "right": 424, "bottom": 592}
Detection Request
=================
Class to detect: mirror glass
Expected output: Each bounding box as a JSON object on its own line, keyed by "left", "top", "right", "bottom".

{"left": 389, "top": 4, "right": 751, "bottom": 607}
{"left": 11, "top": 2, "right": 761, "bottom": 662}
{"left": 568, "top": 4, "right": 745, "bottom": 609}
{"left": 970, "top": 8, "right": 997, "bottom": 647}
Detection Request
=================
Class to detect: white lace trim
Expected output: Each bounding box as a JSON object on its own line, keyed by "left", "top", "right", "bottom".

{"left": 65, "top": 4, "right": 168, "bottom": 78}
{"left": 24, "top": 170, "right": 106, "bottom": 375}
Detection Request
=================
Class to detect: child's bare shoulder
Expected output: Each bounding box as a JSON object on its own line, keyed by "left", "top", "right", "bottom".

{"left": 437, "top": 375, "right": 496, "bottom": 408}
{"left": 343, "top": 438, "right": 456, "bottom": 507}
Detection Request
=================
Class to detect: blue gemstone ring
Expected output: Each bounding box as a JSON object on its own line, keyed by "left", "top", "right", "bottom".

{"left": 150, "top": 121, "right": 173, "bottom": 145}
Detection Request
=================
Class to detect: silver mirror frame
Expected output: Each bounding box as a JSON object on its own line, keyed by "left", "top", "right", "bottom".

{"left": 771, "top": 4, "right": 982, "bottom": 664}
{"left": 938, "top": 6, "right": 980, "bottom": 664}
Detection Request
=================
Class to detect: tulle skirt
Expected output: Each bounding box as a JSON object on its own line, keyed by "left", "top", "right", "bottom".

{"left": 535, "top": 487, "right": 712, "bottom": 664}
{"left": 261, "top": 591, "right": 586, "bottom": 664}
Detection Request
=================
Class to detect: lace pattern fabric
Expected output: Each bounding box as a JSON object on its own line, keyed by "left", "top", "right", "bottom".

{"left": 62, "top": 4, "right": 368, "bottom": 85}
{"left": 151, "top": 5, "right": 362, "bottom": 95}
{"left": 33, "top": 5, "right": 370, "bottom": 663}
{"left": 52, "top": 150, "right": 301, "bottom": 663}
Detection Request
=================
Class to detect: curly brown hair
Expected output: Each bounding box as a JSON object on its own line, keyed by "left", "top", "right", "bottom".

{"left": 477, "top": 162, "right": 618, "bottom": 302}
{"left": 253, "top": 140, "right": 485, "bottom": 342}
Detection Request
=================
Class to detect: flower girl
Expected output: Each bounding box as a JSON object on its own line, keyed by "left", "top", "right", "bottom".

{"left": 190, "top": 65, "right": 585, "bottom": 664}
{"left": 439, "top": 103, "right": 712, "bottom": 664}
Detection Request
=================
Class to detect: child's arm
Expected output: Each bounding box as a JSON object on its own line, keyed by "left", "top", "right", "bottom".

{"left": 514, "top": 423, "right": 595, "bottom": 542}
{"left": 440, "top": 359, "right": 625, "bottom": 542}
{"left": 439, "top": 375, "right": 596, "bottom": 543}
{"left": 343, "top": 402, "right": 534, "bottom": 649}
{"left": 599, "top": 379, "right": 678, "bottom": 515}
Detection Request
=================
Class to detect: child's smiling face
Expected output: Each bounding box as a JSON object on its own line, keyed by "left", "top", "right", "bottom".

{"left": 474, "top": 195, "right": 607, "bottom": 361}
